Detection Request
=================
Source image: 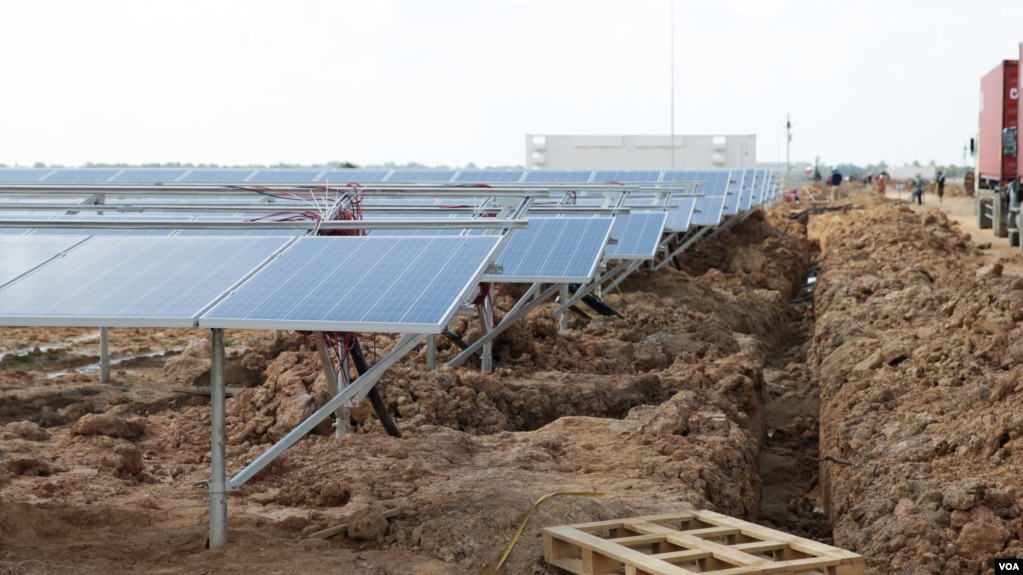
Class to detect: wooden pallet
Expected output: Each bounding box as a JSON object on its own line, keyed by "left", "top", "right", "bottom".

{"left": 541, "top": 510, "right": 864, "bottom": 575}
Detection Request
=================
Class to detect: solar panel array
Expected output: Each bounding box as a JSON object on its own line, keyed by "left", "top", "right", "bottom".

{"left": 0, "top": 167, "right": 771, "bottom": 188}
{"left": 0, "top": 235, "right": 501, "bottom": 332}
{"left": 0, "top": 168, "right": 776, "bottom": 332}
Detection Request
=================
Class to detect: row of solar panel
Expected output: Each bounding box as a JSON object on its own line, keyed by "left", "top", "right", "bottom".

{"left": 0, "top": 167, "right": 773, "bottom": 187}
{"left": 0, "top": 235, "right": 502, "bottom": 333}
{"left": 0, "top": 172, "right": 775, "bottom": 332}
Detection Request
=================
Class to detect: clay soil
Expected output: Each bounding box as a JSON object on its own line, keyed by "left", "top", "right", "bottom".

{"left": 1, "top": 181, "right": 1022, "bottom": 575}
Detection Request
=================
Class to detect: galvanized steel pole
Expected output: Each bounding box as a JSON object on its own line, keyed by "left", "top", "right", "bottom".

{"left": 208, "top": 328, "right": 228, "bottom": 549}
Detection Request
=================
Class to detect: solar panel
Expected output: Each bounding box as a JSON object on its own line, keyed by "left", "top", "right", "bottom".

{"left": 0, "top": 236, "right": 292, "bottom": 328}
{"left": 179, "top": 169, "right": 257, "bottom": 183}
{"left": 0, "top": 169, "right": 53, "bottom": 182}
{"left": 522, "top": 170, "right": 594, "bottom": 184}
{"left": 661, "top": 170, "right": 731, "bottom": 197}
{"left": 604, "top": 212, "right": 666, "bottom": 260}
{"left": 318, "top": 169, "right": 391, "bottom": 183}
{"left": 453, "top": 170, "right": 526, "bottom": 183}
{"left": 109, "top": 169, "right": 188, "bottom": 183}
{"left": 385, "top": 170, "right": 457, "bottom": 183}
{"left": 249, "top": 170, "right": 324, "bottom": 183}
{"left": 42, "top": 169, "right": 120, "bottom": 183}
{"left": 200, "top": 235, "right": 500, "bottom": 332}
{"left": 664, "top": 197, "right": 698, "bottom": 231}
{"left": 592, "top": 170, "right": 661, "bottom": 183}
{"left": 0, "top": 235, "right": 89, "bottom": 286}
{"left": 691, "top": 196, "right": 726, "bottom": 226}
{"left": 486, "top": 217, "right": 613, "bottom": 282}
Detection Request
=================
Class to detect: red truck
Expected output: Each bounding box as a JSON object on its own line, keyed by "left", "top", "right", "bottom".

{"left": 976, "top": 58, "right": 1020, "bottom": 240}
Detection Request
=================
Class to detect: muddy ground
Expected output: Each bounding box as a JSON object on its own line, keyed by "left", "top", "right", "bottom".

{"left": 0, "top": 180, "right": 1020, "bottom": 574}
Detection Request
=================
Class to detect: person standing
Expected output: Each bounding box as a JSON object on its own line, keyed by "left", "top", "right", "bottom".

{"left": 830, "top": 168, "right": 843, "bottom": 202}
{"left": 910, "top": 173, "right": 924, "bottom": 205}
{"left": 935, "top": 171, "right": 946, "bottom": 203}
{"left": 876, "top": 172, "right": 887, "bottom": 196}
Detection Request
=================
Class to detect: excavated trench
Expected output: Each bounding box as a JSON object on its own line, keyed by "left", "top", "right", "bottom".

{"left": 757, "top": 262, "right": 835, "bottom": 542}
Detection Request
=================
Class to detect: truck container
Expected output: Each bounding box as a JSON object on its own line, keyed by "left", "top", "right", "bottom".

{"left": 976, "top": 59, "right": 1019, "bottom": 237}
{"left": 978, "top": 60, "right": 1018, "bottom": 187}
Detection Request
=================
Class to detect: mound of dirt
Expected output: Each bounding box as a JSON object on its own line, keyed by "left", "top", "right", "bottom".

{"left": 812, "top": 192, "right": 1023, "bottom": 574}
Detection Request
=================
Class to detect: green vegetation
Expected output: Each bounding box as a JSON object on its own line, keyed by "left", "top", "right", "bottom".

{"left": 0, "top": 348, "right": 63, "bottom": 372}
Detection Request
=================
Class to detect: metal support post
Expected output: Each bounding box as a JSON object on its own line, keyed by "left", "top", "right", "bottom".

{"left": 426, "top": 334, "right": 437, "bottom": 370}
{"left": 208, "top": 328, "right": 228, "bottom": 549}
{"left": 314, "top": 335, "right": 349, "bottom": 439}
{"left": 478, "top": 295, "right": 495, "bottom": 373}
{"left": 99, "top": 327, "right": 110, "bottom": 384}
{"left": 559, "top": 285, "right": 570, "bottom": 330}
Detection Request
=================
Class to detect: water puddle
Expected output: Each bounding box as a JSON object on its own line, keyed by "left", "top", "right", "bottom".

{"left": 46, "top": 348, "right": 182, "bottom": 378}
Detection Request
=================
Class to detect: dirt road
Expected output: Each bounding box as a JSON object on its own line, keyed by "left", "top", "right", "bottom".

{"left": 907, "top": 191, "right": 1023, "bottom": 275}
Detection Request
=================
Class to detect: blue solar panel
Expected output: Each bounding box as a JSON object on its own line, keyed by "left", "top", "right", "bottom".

{"left": 0, "top": 236, "right": 89, "bottom": 286}
{"left": 385, "top": 170, "right": 457, "bottom": 183}
{"left": 453, "top": 170, "right": 526, "bottom": 183}
{"left": 249, "top": 170, "right": 324, "bottom": 183}
{"left": 318, "top": 169, "right": 391, "bottom": 183}
{"left": 109, "top": 169, "right": 188, "bottom": 183}
{"left": 691, "top": 196, "right": 726, "bottom": 226}
{"left": 604, "top": 212, "right": 666, "bottom": 260}
{"left": 42, "top": 169, "right": 120, "bottom": 183}
{"left": 0, "top": 169, "right": 53, "bottom": 182}
{"left": 592, "top": 171, "right": 661, "bottom": 183}
{"left": 0, "top": 236, "right": 292, "bottom": 327}
{"left": 487, "top": 217, "right": 613, "bottom": 282}
{"left": 753, "top": 170, "right": 773, "bottom": 206}
{"left": 179, "top": 169, "right": 257, "bottom": 183}
{"left": 664, "top": 197, "right": 698, "bottom": 231}
{"left": 522, "top": 170, "right": 594, "bottom": 184}
{"left": 660, "top": 170, "right": 731, "bottom": 197}
{"left": 201, "top": 235, "right": 500, "bottom": 332}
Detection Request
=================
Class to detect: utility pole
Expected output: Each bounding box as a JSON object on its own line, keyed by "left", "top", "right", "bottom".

{"left": 669, "top": 0, "right": 675, "bottom": 170}
{"left": 784, "top": 113, "right": 793, "bottom": 190}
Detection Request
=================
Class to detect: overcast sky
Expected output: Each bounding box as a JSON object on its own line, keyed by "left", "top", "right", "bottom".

{"left": 0, "top": 0, "right": 1019, "bottom": 170}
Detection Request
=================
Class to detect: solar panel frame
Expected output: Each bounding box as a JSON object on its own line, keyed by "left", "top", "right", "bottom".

{"left": 200, "top": 235, "right": 501, "bottom": 333}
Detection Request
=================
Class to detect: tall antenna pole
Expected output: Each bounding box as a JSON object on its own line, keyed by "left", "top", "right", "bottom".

{"left": 785, "top": 113, "right": 793, "bottom": 189}
{"left": 670, "top": 0, "right": 675, "bottom": 170}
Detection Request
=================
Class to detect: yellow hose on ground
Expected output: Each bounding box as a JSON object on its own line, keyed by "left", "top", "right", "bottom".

{"left": 492, "top": 491, "right": 604, "bottom": 574}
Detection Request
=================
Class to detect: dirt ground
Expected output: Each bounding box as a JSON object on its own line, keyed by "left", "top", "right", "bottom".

{"left": 1, "top": 180, "right": 1022, "bottom": 574}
